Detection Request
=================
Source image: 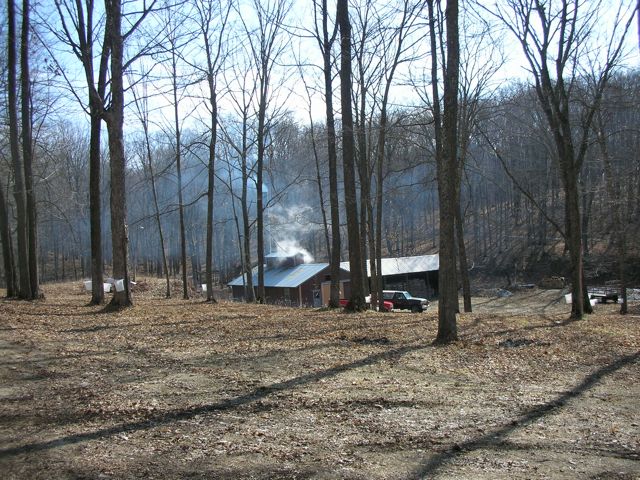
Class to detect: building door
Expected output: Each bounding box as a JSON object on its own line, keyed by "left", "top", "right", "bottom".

{"left": 312, "top": 289, "right": 321, "bottom": 307}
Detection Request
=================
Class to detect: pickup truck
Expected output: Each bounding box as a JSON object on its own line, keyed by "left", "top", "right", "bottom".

{"left": 382, "top": 290, "right": 429, "bottom": 313}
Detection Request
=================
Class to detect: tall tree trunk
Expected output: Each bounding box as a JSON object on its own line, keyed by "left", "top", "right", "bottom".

{"left": 194, "top": 0, "right": 228, "bottom": 303}
{"left": 256, "top": 89, "right": 266, "bottom": 303}
{"left": 564, "top": 173, "right": 584, "bottom": 319}
{"left": 434, "top": 0, "right": 459, "bottom": 343}
{"left": 320, "top": 0, "right": 341, "bottom": 308}
{"left": 373, "top": 1, "right": 413, "bottom": 311}
{"left": 205, "top": 74, "right": 218, "bottom": 303}
{"left": 374, "top": 127, "right": 384, "bottom": 310}
{"left": 51, "top": 0, "right": 108, "bottom": 304}
{"left": 242, "top": 201, "right": 254, "bottom": 302}
{"left": 105, "top": 0, "right": 132, "bottom": 308}
{"left": 7, "top": 0, "right": 31, "bottom": 299}
{"left": 337, "top": 0, "right": 366, "bottom": 311}
{"left": 456, "top": 204, "right": 472, "bottom": 312}
{"left": 356, "top": 89, "right": 370, "bottom": 295}
{"left": 21, "top": 0, "right": 39, "bottom": 299}
{"left": 240, "top": 114, "right": 255, "bottom": 302}
{"left": 89, "top": 110, "right": 105, "bottom": 304}
{"left": 0, "top": 181, "right": 17, "bottom": 297}
{"left": 172, "top": 53, "right": 189, "bottom": 300}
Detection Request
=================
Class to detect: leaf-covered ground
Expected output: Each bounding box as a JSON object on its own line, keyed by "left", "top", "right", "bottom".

{"left": 1, "top": 281, "right": 638, "bottom": 479}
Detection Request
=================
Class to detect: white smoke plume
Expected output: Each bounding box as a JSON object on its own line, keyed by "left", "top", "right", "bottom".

{"left": 272, "top": 239, "right": 314, "bottom": 263}
{"left": 267, "top": 204, "right": 317, "bottom": 263}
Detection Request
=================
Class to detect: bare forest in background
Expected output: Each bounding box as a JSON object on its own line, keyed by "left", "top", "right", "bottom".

{"left": 0, "top": 0, "right": 638, "bottom": 306}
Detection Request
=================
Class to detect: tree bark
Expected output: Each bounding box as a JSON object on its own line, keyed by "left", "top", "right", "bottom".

{"left": 89, "top": 108, "right": 105, "bottom": 304}
{"left": 104, "top": 0, "right": 132, "bottom": 308}
{"left": 7, "top": 0, "right": 31, "bottom": 300}
{"left": 319, "top": 0, "right": 341, "bottom": 308}
{"left": 240, "top": 113, "right": 255, "bottom": 302}
{"left": 434, "top": 0, "right": 459, "bottom": 343}
{"left": 205, "top": 75, "right": 218, "bottom": 303}
{"left": 256, "top": 86, "right": 266, "bottom": 303}
{"left": 53, "top": 0, "right": 110, "bottom": 305}
{"left": 0, "top": 181, "right": 17, "bottom": 297}
{"left": 170, "top": 48, "right": 189, "bottom": 300}
{"left": 337, "top": 0, "right": 366, "bottom": 311}
{"left": 373, "top": 0, "right": 415, "bottom": 311}
{"left": 21, "top": 0, "right": 40, "bottom": 299}
{"left": 456, "top": 204, "right": 472, "bottom": 312}
{"left": 564, "top": 175, "right": 584, "bottom": 319}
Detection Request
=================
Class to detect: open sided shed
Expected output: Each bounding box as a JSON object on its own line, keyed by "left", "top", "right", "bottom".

{"left": 341, "top": 254, "right": 439, "bottom": 299}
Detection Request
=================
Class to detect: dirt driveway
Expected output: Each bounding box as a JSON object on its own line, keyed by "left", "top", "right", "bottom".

{"left": 1, "top": 283, "right": 638, "bottom": 479}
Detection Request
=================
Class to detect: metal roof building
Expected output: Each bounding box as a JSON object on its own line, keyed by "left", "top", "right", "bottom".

{"left": 340, "top": 254, "right": 439, "bottom": 276}
{"left": 228, "top": 253, "right": 439, "bottom": 306}
{"left": 341, "top": 254, "right": 439, "bottom": 299}
{"left": 228, "top": 263, "right": 330, "bottom": 289}
{"left": 228, "top": 258, "right": 351, "bottom": 307}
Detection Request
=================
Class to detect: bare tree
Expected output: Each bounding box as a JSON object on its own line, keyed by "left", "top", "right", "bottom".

{"left": 21, "top": 0, "right": 41, "bottom": 298}
{"left": 594, "top": 101, "right": 630, "bottom": 314}
{"left": 102, "top": 0, "right": 158, "bottom": 308}
{"left": 131, "top": 77, "right": 171, "bottom": 298}
{"left": 103, "top": 0, "right": 131, "bottom": 307}
{"left": 337, "top": 0, "right": 366, "bottom": 311}
{"left": 160, "top": 8, "right": 195, "bottom": 300}
{"left": 488, "top": 0, "right": 636, "bottom": 319}
{"left": 313, "top": 0, "right": 341, "bottom": 308}
{"left": 220, "top": 56, "right": 258, "bottom": 302}
{"left": 430, "top": 0, "right": 460, "bottom": 343}
{"left": 7, "top": 0, "right": 31, "bottom": 299}
{"left": 372, "top": 0, "right": 423, "bottom": 311}
{"left": 239, "top": 0, "right": 289, "bottom": 303}
{"left": 455, "top": 5, "right": 502, "bottom": 313}
{"left": 0, "top": 179, "right": 16, "bottom": 297}
{"left": 297, "top": 71, "right": 332, "bottom": 267}
{"left": 50, "top": 0, "right": 110, "bottom": 305}
{"left": 191, "top": 0, "right": 231, "bottom": 303}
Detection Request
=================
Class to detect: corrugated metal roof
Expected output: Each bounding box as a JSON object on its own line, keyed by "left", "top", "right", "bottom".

{"left": 228, "top": 263, "right": 329, "bottom": 288}
{"left": 340, "top": 254, "right": 439, "bottom": 276}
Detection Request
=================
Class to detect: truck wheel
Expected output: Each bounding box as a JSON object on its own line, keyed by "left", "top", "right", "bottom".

{"left": 411, "top": 305, "right": 422, "bottom": 313}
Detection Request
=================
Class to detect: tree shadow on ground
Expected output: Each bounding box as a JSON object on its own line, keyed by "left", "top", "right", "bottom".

{"left": 408, "top": 351, "right": 640, "bottom": 479}
{"left": 0, "top": 342, "right": 431, "bottom": 458}
{"left": 462, "top": 315, "right": 575, "bottom": 341}
{"left": 0, "top": 350, "right": 112, "bottom": 367}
